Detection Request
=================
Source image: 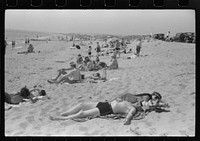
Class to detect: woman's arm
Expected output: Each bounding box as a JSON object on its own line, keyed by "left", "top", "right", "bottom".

{"left": 124, "top": 107, "right": 136, "bottom": 125}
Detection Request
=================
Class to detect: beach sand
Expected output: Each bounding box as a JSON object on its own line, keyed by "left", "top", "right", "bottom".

{"left": 4, "top": 39, "right": 195, "bottom": 136}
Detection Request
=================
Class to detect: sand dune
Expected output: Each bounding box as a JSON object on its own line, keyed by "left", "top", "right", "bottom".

{"left": 4, "top": 39, "right": 195, "bottom": 136}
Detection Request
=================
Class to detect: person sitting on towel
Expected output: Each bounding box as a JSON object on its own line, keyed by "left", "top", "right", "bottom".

{"left": 27, "top": 44, "right": 34, "bottom": 53}
{"left": 48, "top": 62, "right": 81, "bottom": 84}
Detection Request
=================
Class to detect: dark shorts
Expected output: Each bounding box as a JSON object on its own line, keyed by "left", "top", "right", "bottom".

{"left": 5, "top": 92, "right": 12, "bottom": 104}
{"left": 116, "top": 47, "right": 120, "bottom": 51}
{"left": 96, "top": 102, "right": 113, "bottom": 116}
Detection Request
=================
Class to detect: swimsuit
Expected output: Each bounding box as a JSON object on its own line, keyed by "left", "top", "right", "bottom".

{"left": 96, "top": 102, "right": 114, "bottom": 116}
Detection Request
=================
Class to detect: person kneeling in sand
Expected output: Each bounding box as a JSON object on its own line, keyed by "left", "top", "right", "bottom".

{"left": 48, "top": 62, "right": 81, "bottom": 84}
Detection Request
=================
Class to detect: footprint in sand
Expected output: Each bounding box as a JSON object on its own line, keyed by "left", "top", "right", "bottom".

{"left": 18, "top": 121, "right": 29, "bottom": 130}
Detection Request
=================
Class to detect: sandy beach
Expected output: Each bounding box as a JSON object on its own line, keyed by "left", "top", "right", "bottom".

{"left": 4, "top": 38, "right": 195, "bottom": 136}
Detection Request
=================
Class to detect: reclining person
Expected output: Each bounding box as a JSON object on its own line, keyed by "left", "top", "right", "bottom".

{"left": 49, "top": 92, "right": 168, "bottom": 125}
{"left": 5, "top": 86, "right": 47, "bottom": 106}
{"left": 48, "top": 62, "right": 81, "bottom": 84}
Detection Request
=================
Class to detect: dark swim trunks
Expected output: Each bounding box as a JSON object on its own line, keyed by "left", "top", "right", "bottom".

{"left": 96, "top": 102, "right": 114, "bottom": 116}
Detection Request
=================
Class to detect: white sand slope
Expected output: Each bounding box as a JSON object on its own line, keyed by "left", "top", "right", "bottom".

{"left": 4, "top": 40, "right": 195, "bottom": 136}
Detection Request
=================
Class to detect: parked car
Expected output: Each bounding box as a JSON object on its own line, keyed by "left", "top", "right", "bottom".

{"left": 171, "top": 32, "right": 195, "bottom": 43}
{"left": 153, "top": 34, "right": 165, "bottom": 41}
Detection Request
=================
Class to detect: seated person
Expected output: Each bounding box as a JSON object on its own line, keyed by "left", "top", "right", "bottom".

{"left": 27, "top": 44, "right": 34, "bottom": 53}
{"left": 108, "top": 55, "right": 118, "bottom": 70}
{"left": 5, "top": 86, "right": 47, "bottom": 105}
{"left": 48, "top": 62, "right": 81, "bottom": 84}
{"left": 48, "top": 62, "right": 75, "bottom": 82}
{"left": 93, "top": 56, "right": 108, "bottom": 70}
{"left": 76, "top": 54, "right": 83, "bottom": 65}
{"left": 78, "top": 56, "right": 91, "bottom": 71}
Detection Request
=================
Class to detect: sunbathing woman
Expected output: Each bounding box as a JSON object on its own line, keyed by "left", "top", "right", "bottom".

{"left": 5, "top": 86, "right": 47, "bottom": 105}
{"left": 50, "top": 99, "right": 137, "bottom": 125}
{"left": 50, "top": 94, "right": 167, "bottom": 125}
{"left": 116, "top": 92, "right": 170, "bottom": 113}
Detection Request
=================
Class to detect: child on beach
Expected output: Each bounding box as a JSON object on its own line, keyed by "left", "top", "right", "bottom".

{"left": 48, "top": 62, "right": 82, "bottom": 84}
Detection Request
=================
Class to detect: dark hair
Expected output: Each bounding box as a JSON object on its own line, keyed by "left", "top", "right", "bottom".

{"left": 152, "top": 92, "right": 162, "bottom": 100}
{"left": 40, "top": 90, "right": 46, "bottom": 96}
{"left": 20, "top": 86, "right": 30, "bottom": 98}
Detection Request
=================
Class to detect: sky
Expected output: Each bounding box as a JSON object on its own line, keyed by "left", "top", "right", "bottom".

{"left": 5, "top": 10, "right": 195, "bottom": 36}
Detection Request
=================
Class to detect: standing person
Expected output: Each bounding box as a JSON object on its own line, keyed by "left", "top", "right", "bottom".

{"left": 165, "top": 31, "right": 170, "bottom": 41}
{"left": 88, "top": 46, "right": 92, "bottom": 59}
{"left": 115, "top": 40, "right": 121, "bottom": 58}
{"left": 12, "top": 41, "right": 15, "bottom": 49}
{"left": 96, "top": 42, "right": 101, "bottom": 57}
{"left": 135, "top": 39, "right": 143, "bottom": 57}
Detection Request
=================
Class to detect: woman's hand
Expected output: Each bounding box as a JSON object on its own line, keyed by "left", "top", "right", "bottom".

{"left": 124, "top": 119, "right": 131, "bottom": 125}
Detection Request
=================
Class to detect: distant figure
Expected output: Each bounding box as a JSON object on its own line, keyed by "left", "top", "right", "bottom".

{"left": 12, "top": 41, "right": 15, "bottom": 48}
{"left": 115, "top": 40, "right": 121, "bottom": 58}
{"left": 48, "top": 62, "right": 81, "bottom": 84}
{"left": 27, "top": 44, "right": 34, "bottom": 53}
{"left": 25, "top": 38, "right": 28, "bottom": 45}
{"left": 76, "top": 45, "right": 81, "bottom": 49}
{"left": 135, "top": 39, "right": 143, "bottom": 57}
{"left": 88, "top": 46, "right": 92, "bottom": 58}
{"left": 76, "top": 54, "right": 83, "bottom": 65}
{"left": 96, "top": 42, "right": 101, "bottom": 56}
{"left": 165, "top": 31, "right": 170, "bottom": 41}
{"left": 108, "top": 55, "right": 118, "bottom": 70}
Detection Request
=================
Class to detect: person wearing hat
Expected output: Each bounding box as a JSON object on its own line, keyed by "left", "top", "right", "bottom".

{"left": 48, "top": 62, "right": 81, "bottom": 84}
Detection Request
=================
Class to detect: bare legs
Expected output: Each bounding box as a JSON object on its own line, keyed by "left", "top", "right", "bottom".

{"left": 50, "top": 102, "right": 100, "bottom": 120}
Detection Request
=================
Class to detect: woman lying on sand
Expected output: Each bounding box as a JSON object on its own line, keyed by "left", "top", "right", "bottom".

{"left": 116, "top": 92, "right": 170, "bottom": 113}
{"left": 50, "top": 93, "right": 168, "bottom": 125}
{"left": 5, "top": 86, "right": 48, "bottom": 110}
{"left": 48, "top": 62, "right": 82, "bottom": 84}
